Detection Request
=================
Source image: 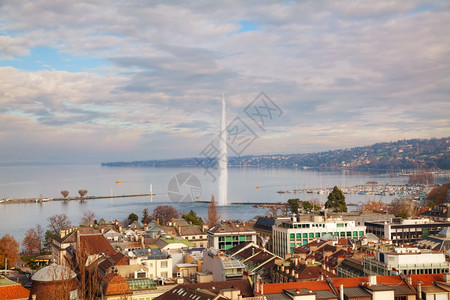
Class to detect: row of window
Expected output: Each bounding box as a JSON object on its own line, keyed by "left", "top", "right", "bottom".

{"left": 218, "top": 235, "right": 253, "bottom": 242}
{"left": 289, "top": 231, "right": 364, "bottom": 239}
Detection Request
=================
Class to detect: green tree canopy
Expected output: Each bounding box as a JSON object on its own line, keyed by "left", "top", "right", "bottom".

{"left": 325, "top": 186, "right": 347, "bottom": 212}
{"left": 182, "top": 210, "right": 203, "bottom": 226}
{"left": 287, "top": 198, "right": 300, "bottom": 214}
{"left": 128, "top": 213, "right": 139, "bottom": 225}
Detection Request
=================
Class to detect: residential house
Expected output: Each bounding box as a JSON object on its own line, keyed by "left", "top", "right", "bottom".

{"left": 0, "top": 276, "right": 30, "bottom": 300}
{"left": 207, "top": 222, "right": 257, "bottom": 251}
{"left": 363, "top": 247, "right": 449, "bottom": 276}
{"left": 202, "top": 249, "right": 246, "bottom": 282}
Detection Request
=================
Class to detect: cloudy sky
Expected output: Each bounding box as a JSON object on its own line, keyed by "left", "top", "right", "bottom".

{"left": 1, "top": 1, "right": 449, "bottom": 164}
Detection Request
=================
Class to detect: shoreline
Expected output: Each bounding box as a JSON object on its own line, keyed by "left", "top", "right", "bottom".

{"left": 0, "top": 193, "right": 156, "bottom": 204}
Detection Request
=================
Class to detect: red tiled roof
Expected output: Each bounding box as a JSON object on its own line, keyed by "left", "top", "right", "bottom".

{"left": 103, "top": 273, "right": 131, "bottom": 296}
{"left": 80, "top": 234, "right": 116, "bottom": 256}
{"left": 263, "top": 274, "right": 443, "bottom": 295}
{"left": 263, "top": 280, "right": 332, "bottom": 294}
{"left": 410, "top": 274, "right": 444, "bottom": 286}
{"left": 0, "top": 284, "right": 30, "bottom": 299}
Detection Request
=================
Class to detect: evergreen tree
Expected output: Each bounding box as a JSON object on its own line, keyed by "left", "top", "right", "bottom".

{"left": 182, "top": 210, "right": 203, "bottom": 226}
{"left": 287, "top": 198, "right": 300, "bottom": 214}
{"left": 325, "top": 186, "right": 347, "bottom": 212}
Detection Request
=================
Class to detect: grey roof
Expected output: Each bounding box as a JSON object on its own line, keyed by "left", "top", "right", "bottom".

{"left": 31, "top": 263, "right": 76, "bottom": 282}
{"left": 343, "top": 287, "right": 371, "bottom": 298}
{"left": 365, "top": 233, "right": 380, "bottom": 240}
{"left": 265, "top": 294, "right": 290, "bottom": 300}
{"left": 438, "top": 227, "right": 450, "bottom": 238}
{"left": 390, "top": 285, "right": 416, "bottom": 295}
{"left": 316, "top": 290, "right": 338, "bottom": 299}
{"left": 364, "top": 285, "right": 394, "bottom": 291}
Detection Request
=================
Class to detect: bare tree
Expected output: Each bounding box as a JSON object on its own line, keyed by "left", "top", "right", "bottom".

{"left": 389, "top": 199, "right": 418, "bottom": 218}
{"left": 36, "top": 224, "right": 44, "bottom": 253}
{"left": 22, "top": 228, "right": 41, "bottom": 255}
{"left": 61, "top": 190, "right": 69, "bottom": 198}
{"left": 78, "top": 189, "right": 88, "bottom": 198}
{"left": 81, "top": 210, "right": 96, "bottom": 225}
{"left": 70, "top": 242, "right": 99, "bottom": 300}
{"left": 151, "top": 205, "right": 179, "bottom": 225}
{"left": 206, "top": 195, "right": 219, "bottom": 228}
{"left": 48, "top": 214, "right": 72, "bottom": 234}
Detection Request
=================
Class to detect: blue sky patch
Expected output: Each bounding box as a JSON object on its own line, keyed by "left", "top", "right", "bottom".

{"left": 0, "top": 46, "right": 108, "bottom": 72}
{"left": 238, "top": 21, "right": 260, "bottom": 33}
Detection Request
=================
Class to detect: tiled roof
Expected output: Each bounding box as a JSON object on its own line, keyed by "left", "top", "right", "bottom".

{"left": 263, "top": 280, "right": 333, "bottom": 294}
{"left": 254, "top": 217, "right": 276, "bottom": 232}
{"left": 208, "top": 223, "right": 256, "bottom": 234}
{"left": 226, "top": 241, "right": 252, "bottom": 255}
{"left": 80, "top": 234, "right": 117, "bottom": 256}
{"left": 179, "top": 226, "right": 204, "bottom": 236}
{"left": 102, "top": 273, "right": 131, "bottom": 296}
{"left": 0, "top": 279, "right": 30, "bottom": 300}
{"left": 179, "top": 278, "right": 254, "bottom": 297}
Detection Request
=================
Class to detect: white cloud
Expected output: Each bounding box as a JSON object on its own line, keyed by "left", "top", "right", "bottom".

{"left": 0, "top": 0, "right": 448, "bottom": 163}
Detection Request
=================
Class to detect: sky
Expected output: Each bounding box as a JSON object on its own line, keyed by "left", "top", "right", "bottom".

{"left": 0, "top": 0, "right": 449, "bottom": 164}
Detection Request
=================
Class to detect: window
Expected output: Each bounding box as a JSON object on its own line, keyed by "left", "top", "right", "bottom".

{"left": 297, "top": 233, "right": 301, "bottom": 239}
{"left": 353, "top": 231, "right": 357, "bottom": 236}
{"left": 309, "top": 233, "right": 314, "bottom": 238}
{"left": 315, "top": 233, "right": 320, "bottom": 238}
{"left": 161, "top": 261, "right": 168, "bottom": 268}
{"left": 161, "top": 272, "right": 168, "bottom": 278}
{"left": 303, "top": 233, "right": 307, "bottom": 238}
{"left": 359, "top": 231, "right": 364, "bottom": 236}
{"left": 290, "top": 233, "right": 295, "bottom": 239}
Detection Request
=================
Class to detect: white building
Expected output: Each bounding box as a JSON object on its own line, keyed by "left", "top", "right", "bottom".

{"left": 363, "top": 247, "right": 450, "bottom": 275}
{"left": 272, "top": 215, "right": 366, "bottom": 258}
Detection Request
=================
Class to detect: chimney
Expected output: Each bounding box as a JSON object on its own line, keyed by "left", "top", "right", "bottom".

{"left": 445, "top": 273, "right": 450, "bottom": 283}
{"left": 368, "top": 275, "right": 377, "bottom": 286}
{"left": 339, "top": 284, "right": 344, "bottom": 300}
{"left": 291, "top": 269, "right": 295, "bottom": 276}
{"left": 32, "top": 295, "right": 36, "bottom": 300}
{"left": 318, "top": 272, "right": 324, "bottom": 281}
{"left": 417, "top": 281, "right": 423, "bottom": 300}
{"left": 407, "top": 276, "right": 412, "bottom": 286}
{"left": 281, "top": 265, "right": 285, "bottom": 272}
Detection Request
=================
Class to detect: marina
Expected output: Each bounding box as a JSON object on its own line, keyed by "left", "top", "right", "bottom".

{"left": 277, "top": 183, "right": 428, "bottom": 197}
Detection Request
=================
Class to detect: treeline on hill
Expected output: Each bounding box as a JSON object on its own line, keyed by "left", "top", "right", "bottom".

{"left": 426, "top": 183, "right": 450, "bottom": 207}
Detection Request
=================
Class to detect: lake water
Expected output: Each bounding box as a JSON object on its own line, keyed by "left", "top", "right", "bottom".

{"left": 0, "top": 164, "right": 417, "bottom": 241}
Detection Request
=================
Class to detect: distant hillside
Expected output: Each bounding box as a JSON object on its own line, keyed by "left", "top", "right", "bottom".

{"left": 101, "top": 137, "right": 450, "bottom": 171}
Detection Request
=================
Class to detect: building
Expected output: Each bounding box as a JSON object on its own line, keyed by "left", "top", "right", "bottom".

{"left": 29, "top": 263, "right": 78, "bottom": 300}
{"left": 272, "top": 215, "right": 365, "bottom": 258}
{"left": 416, "top": 227, "right": 450, "bottom": 251}
{"left": 118, "top": 248, "right": 173, "bottom": 280}
{"left": 257, "top": 274, "right": 448, "bottom": 300}
{"left": 202, "top": 249, "right": 247, "bottom": 282}
{"left": 365, "top": 218, "right": 450, "bottom": 245}
{"left": 154, "top": 278, "right": 255, "bottom": 300}
{"left": 421, "top": 203, "right": 450, "bottom": 222}
{"left": 254, "top": 217, "right": 276, "bottom": 252}
{"left": 226, "top": 241, "right": 279, "bottom": 282}
{"left": 207, "top": 223, "right": 257, "bottom": 250}
{"left": 51, "top": 227, "right": 78, "bottom": 265}
{"left": 363, "top": 247, "right": 449, "bottom": 276}
{"left": 177, "top": 226, "right": 208, "bottom": 248}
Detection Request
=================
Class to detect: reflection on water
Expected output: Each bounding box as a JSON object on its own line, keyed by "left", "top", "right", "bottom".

{"left": 0, "top": 164, "right": 416, "bottom": 241}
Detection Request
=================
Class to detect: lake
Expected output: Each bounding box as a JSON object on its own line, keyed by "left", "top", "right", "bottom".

{"left": 0, "top": 164, "right": 413, "bottom": 241}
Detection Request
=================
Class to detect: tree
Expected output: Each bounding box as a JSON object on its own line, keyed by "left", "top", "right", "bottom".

{"left": 206, "top": 195, "right": 219, "bottom": 228}
{"left": 81, "top": 210, "right": 96, "bottom": 225}
{"left": 61, "top": 190, "right": 69, "bottom": 198}
{"left": 325, "top": 186, "right": 347, "bottom": 212}
{"left": 287, "top": 198, "right": 300, "bottom": 214}
{"left": 22, "top": 228, "right": 41, "bottom": 255}
{"left": 142, "top": 208, "right": 152, "bottom": 225}
{"left": 44, "top": 230, "right": 55, "bottom": 251}
{"left": 36, "top": 224, "right": 44, "bottom": 253}
{"left": 78, "top": 189, "right": 88, "bottom": 198}
{"left": 151, "top": 205, "right": 179, "bottom": 225}
{"left": 48, "top": 213, "right": 72, "bottom": 234}
{"left": 0, "top": 234, "right": 19, "bottom": 268}
{"left": 390, "top": 199, "right": 418, "bottom": 218}
{"left": 127, "top": 213, "right": 139, "bottom": 225}
{"left": 182, "top": 210, "right": 203, "bottom": 226}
